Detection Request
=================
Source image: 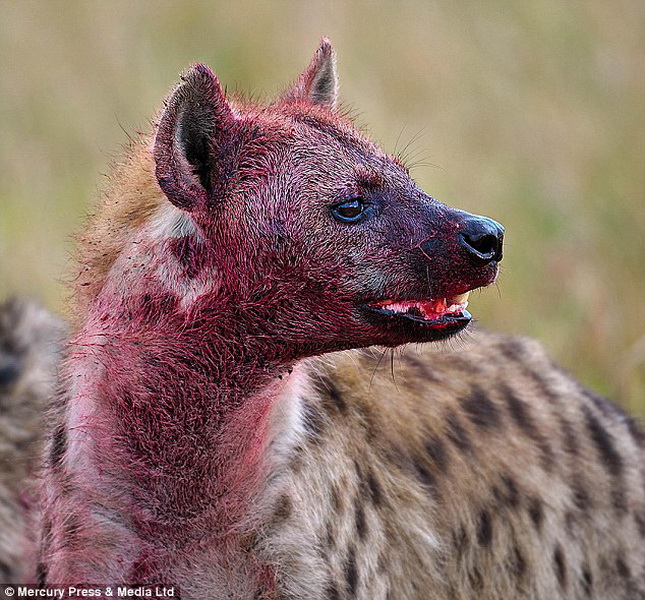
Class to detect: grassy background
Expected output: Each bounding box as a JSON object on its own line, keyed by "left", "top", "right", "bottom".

{"left": 1, "top": 1, "right": 644, "bottom": 417}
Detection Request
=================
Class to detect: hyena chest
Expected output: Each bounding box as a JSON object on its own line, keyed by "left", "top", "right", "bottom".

{"left": 254, "top": 362, "right": 448, "bottom": 600}
{"left": 257, "top": 431, "right": 443, "bottom": 600}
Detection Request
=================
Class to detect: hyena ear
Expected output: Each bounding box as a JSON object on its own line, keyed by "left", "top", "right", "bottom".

{"left": 283, "top": 38, "right": 338, "bottom": 110}
{"left": 154, "top": 63, "right": 235, "bottom": 211}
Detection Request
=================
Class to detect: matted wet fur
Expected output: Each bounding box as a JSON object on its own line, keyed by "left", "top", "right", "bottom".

{"left": 4, "top": 40, "right": 643, "bottom": 598}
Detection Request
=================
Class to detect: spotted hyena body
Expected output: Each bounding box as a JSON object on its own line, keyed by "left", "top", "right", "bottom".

{"left": 7, "top": 40, "right": 642, "bottom": 598}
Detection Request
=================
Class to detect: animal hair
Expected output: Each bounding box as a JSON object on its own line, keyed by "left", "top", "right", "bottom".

{"left": 1, "top": 40, "right": 643, "bottom": 599}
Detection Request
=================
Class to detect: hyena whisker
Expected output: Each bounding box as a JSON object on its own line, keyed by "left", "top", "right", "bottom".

{"left": 408, "top": 159, "right": 444, "bottom": 173}
{"left": 368, "top": 347, "right": 390, "bottom": 392}
{"left": 394, "top": 127, "right": 428, "bottom": 167}
{"left": 393, "top": 124, "right": 408, "bottom": 158}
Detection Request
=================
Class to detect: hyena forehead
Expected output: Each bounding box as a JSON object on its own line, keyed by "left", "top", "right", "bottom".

{"left": 153, "top": 39, "right": 401, "bottom": 216}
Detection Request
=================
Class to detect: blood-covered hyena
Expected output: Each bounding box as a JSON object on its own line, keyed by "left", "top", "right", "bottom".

{"left": 0, "top": 299, "right": 63, "bottom": 582}
{"left": 18, "top": 40, "right": 645, "bottom": 597}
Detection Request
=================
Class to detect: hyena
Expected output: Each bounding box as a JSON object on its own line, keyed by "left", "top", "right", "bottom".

{"left": 21, "top": 40, "right": 645, "bottom": 598}
{"left": 0, "top": 299, "right": 63, "bottom": 582}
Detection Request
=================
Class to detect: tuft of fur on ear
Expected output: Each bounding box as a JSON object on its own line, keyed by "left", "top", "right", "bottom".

{"left": 283, "top": 38, "right": 338, "bottom": 110}
{"left": 154, "top": 63, "right": 236, "bottom": 211}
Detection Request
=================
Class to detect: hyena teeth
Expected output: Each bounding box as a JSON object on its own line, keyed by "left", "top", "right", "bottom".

{"left": 450, "top": 291, "right": 471, "bottom": 305}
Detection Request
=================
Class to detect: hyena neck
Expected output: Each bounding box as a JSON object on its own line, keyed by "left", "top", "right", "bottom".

{"left": 63, "top": 208, "right": 303, "bottom": 538}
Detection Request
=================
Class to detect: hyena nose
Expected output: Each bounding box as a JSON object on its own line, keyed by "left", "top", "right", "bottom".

{"left": 459, "top": 217, "right": 504, "bottom": 266}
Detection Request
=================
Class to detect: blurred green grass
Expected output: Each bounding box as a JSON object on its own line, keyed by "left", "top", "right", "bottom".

{"left": 1, "top": 0, "right": 643, "bottom": 416}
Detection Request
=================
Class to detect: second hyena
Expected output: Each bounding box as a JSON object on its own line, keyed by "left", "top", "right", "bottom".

{"left": 29, "top": 40, "right": 644, "bottom": 598}
{"left": 0, "top": 299, "right": 64, "bottom": 582}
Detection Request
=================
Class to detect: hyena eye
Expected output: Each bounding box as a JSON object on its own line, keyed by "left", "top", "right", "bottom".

{"left": 331, "top": 197, "right": 366, "bottom": 224}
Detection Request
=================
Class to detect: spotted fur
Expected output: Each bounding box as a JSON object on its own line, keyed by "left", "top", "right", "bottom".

{"left": 0, "top": 299, "right": 64, "bottom": 582}
{"left": 7, "top": 40, "right": 643, "bottom": 598}
{"left": 257, "top": 338, "right": 645, "bottom": 599}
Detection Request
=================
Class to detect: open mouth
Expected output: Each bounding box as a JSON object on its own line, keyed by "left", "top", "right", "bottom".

{"left": 365, "top": 291, "right": 473, "bottom": 332}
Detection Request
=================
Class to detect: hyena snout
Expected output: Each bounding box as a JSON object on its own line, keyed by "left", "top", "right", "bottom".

{"left": 458, "top": 216, "right": 504, "bottom": 266}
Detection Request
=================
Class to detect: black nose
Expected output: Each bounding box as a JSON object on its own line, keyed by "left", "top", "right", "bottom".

{"left": 459, "top": 217, "right": 504, "bottom": 266}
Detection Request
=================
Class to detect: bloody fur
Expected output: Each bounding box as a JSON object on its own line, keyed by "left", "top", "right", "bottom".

{"left": 37, "top": 40, "right": 505, "bottom": 590}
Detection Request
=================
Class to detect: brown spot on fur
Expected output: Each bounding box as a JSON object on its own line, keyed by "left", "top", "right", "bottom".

{"left": 345, "top": 544, "right": 358, "bottom": 596}
{"left": 414, "top": 459, "right": 437, "bottom": 491}
{"left": 404, "top": 354, "right": 440, "bottom": 383}
{"left": 627, "top": 416, "right": 645, "bottom": 448}
{"left": 354, "top": 499, "right": 368, "bottom": 540}
{"left": 571, "top": 476, "right": 592, "bottom": 512}
{"left": 326, "top": 582, "right": 341, "bottom": 600}
{"left": 289, "top": 444, "right": 304, "bottom": 473}
{"left": 424, "top": 433, "right": 450, "bottom": 473}
{"left": 366, "top": 470, "right": 383, "bottom": 507}
{"left": 553, "top": 545, "right": 567, "bottom": 589}
{"left": 502, "top": 386, "right": 535, "bottom": 434}
{"left": 268, "top": 494, "right": 292, "bottom": 528}
{"left": 468, "top": 566, "right": 484, "bottom": 590}
{"left": 461, "top": 387, "right": 501, "bottom": 431}
{"left": 477, "top": 509, "right": 493, "bottom": 547}
{"left": 0, "top": 354, "right": 22, "bottom": 390}
{"left": 611, "top": 487, "right": 628, "bottom": 514}
{"left": 444, "top": 410, "right": 472, "bottom": 453}
{"left": 511, "top": 543, "right": 527, "bottom": 578}
{"left": 559, "top": 415, "right": 579, "bottom": 456}
{"left": 502, "top": 386, "right": 555, "bottom": 471}
{"left": 528, "top": 497, "right": 544, "bottom": 532}
{"left": 581, "top": 564, "right": 593, "bottom": 596}
{"left": 325, "top": 519, "right": 336, "bottom": 550}
{"left": 239, "top": 530, "right": 258, "bottom": 552}
{"left": 493, "top": 473, "right": 521, "bottom": 510}
{"left": 324, "top": 380, "right": 348, "bottom": 414}
{"left": 386, "top": 444, "right": 415, "bottom": 475}
{"left": 498, "top": 338, "right": 527, "bottom": 362}
{"left": 330, "top": 483, "right": 342, "bottom": 513}
{"left": 453, "top": 525, "right": 469, "bottom": 562}
{"left": 354, "top": 460, "right": 381, "bottom": 508}
{"left": 583, "top": 405, "right": 623, "bottom": 474}
{"left": 615, "top": 554, "right": 631, "bottom": 579}
{"left": 635, "top": 511, "right": 645, "bottom": 538}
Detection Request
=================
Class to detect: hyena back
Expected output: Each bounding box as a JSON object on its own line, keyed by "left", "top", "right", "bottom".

{"left": 24, "top": 40, "right": 645, "bottom": 598}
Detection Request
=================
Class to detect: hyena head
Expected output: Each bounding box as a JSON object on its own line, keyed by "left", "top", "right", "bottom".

{"left": 152, "top": 39, "right": 503, "bottom": 359}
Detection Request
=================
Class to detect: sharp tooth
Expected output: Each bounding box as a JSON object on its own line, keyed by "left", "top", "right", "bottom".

{"left": 452, "top": 292, "right": 470, "bottom": 305}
